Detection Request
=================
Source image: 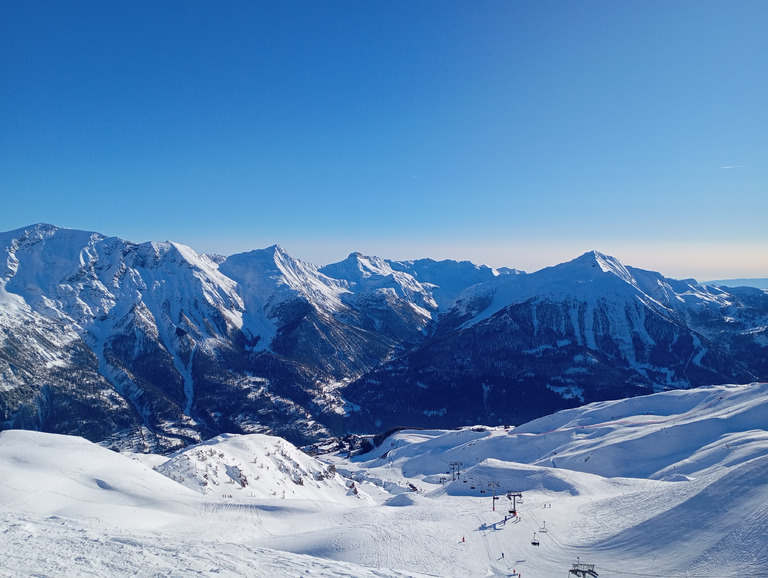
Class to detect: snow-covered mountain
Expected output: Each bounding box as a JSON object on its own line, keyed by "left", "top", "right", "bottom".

{"left": 344, "top": 251, "right": 768, "bottom": 431}
{"left": 1, "top": 224, "right": 767, "bottom": 450}
{"left": 0, "top": 224, "right": 505, "bottom": 450}
{"left": 2, "top": 382, "right": 768, "bottom": 576}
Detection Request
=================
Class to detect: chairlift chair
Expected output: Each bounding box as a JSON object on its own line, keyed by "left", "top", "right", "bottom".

{"left": 539, "top": 521, "right": 547, "bottom": 533}
{"left": 531, "top": 532, "right": 540, "bottom": 546}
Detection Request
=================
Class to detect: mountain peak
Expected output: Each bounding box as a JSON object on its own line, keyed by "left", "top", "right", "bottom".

{"left": 575, "top": 249, "right": 610, "bottom": 265}
{"left": 226, "top": 244, "right": 292, "bottom": 269}
{"left": 269, "top": 243, "right": 287, "bottom": 254}
{"left": 2, "top": 222, "right": 767, "bottom": 457}
{"left": 2, "top": 223, "right": 93, "bottom": 247}
{"left": 567, "top": 250, "right": 636, "bottom": 286}
{"left": 321, "top": 252, "right": 393, "bottom": 280}
{"left": 25, "top": 222, "right": 59, "bottom": 234}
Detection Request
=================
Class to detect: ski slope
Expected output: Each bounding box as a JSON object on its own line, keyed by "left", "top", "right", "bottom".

{"left": 2, "top": 383, "right": 768, "bottom": 577}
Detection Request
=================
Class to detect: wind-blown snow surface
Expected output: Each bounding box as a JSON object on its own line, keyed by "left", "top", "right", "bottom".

{"left": 3, "top": 383, "right": 768, "bottom": 577}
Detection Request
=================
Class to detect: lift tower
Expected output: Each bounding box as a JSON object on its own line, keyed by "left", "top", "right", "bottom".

{"left": 506, "top": 491, "right": 523, "bottom": 516}
{"left": 569, "top": 558, "right": 598, "bottom": 577}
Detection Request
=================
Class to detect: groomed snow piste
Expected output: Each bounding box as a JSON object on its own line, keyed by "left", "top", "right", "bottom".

{"left": 2, "top": 382, "right": 768, "bottom": 577}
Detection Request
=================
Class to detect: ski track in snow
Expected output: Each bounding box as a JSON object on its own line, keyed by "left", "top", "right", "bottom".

{"left": 3, "top": 383, "right": 768, "bottom": 577}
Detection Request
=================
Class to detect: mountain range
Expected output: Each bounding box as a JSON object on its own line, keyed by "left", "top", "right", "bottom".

{"left": 1, "top": 223, "right": 767, "bottom": 452}
{"left": 705, "top": 277, "right": 768, "bottom": 290}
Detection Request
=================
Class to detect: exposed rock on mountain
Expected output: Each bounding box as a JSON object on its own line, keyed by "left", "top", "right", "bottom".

{"left": 1, "top": 225, "right": 766, "bottom": 450}
{"left": 343, "top": 251, "right": 767, "bottom": 430}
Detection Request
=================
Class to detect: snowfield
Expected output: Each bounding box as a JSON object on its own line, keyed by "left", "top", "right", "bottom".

{"left": 3, "top": 383, "right": 768, "bottom": 577}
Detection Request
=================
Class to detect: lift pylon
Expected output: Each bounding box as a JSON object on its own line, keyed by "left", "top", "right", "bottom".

{"left": 568, "top": 557, "right": 598, "bottom": 577}
{"left": 506, "top": 491, "right": 522, "bottom": 516}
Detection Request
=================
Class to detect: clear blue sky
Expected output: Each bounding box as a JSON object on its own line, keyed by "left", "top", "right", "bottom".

{"left": 2, "top": 1, "right": 766, "bottom": 279}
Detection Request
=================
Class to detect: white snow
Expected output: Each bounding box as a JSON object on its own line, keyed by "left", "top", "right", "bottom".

{"left": 155, "top": 433, "right": 371, "bottom": 504}
{"left": 320, "top": 252, "right": 439, "bottom": 313}
{"left": 3, "top": 382, "right": 768, "bottom": 576}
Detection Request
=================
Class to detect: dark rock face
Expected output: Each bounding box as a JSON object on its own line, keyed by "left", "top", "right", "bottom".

{"left": 343, "top": 292, "right": 757, "bottom": 432}
{"left": 1, "top": 226, "right": 767, "bottom": 451}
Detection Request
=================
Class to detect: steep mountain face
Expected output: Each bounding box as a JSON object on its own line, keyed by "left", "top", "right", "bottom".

{"left": 0, "top": 225, "right": 495, "bottom": 450}
{"left": 0, "top": 225, "right": 249, "bottom": 450}
{"left": 342, "top": 252, "right": 767, "bottom": 431}
{"left": 0, "top": 292, "right": 141, "bottom": 444}
{"left": 319, "top": 252, "right": 437, "bottom": 341}
{"left": 1, "top": 225, "right": 767, "bottom": 451}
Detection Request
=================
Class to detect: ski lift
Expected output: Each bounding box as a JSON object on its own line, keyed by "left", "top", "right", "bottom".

{"left": 539, "top": 521, "right": 548, "bottom": 533}
{"left": 531, "top": 532, "right": 540, "bottom": 546}
{"left": 569, "top": 559, "right": 598, "bottom": 577}
{"left": 509, "top": 509, "right": 516, "bottom": 516}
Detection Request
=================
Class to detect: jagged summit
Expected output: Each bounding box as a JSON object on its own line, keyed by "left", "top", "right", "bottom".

{"left": 224, "top": 243, "right": 294, "bottom": 267}
{"left": 319, "top": 252, "right": 438, "bottom": 315}
{"left": 3, "top": 222, "right": 65, "bottom": 239}
{"left": 1, "top": 224, "right": 767, "bottom": 450}
{"left": 320, "top": 251, "right": 396, "bottom": 280}
{"left": 1, "top": 224, "right": 104, "bottom": 267}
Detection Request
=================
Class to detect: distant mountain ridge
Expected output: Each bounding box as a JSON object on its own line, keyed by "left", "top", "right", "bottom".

{"left": 1, "top": 224, "right": 766, "bottom": 451}
{"left": 704, "top": 277, "right": 768, "bottom": 290}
